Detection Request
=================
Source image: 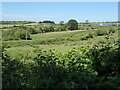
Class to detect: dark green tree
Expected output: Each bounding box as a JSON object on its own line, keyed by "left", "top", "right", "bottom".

{"left": 67, "top": 19, "right": 78, "bottom": 30}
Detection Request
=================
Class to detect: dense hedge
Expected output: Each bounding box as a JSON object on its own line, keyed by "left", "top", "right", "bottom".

{"left": 2, "top": 40, "right": 120, "bottom": 89}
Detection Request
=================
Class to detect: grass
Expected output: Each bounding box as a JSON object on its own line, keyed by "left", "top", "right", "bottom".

{"left": 3, "top": 29, "right": 94, "bottom": 47}
{"left": 4, "top": 27, "right": 118, "bottom": 46}
{"left": 4, "top": 46, "right": 37, "bottom": 60}
{"left": 4, "top": 26, "right": 118, "bottom": 58}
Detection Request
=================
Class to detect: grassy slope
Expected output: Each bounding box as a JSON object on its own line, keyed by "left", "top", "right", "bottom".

{"left": 4, "top": 27, "right": 118, "bottom": 59}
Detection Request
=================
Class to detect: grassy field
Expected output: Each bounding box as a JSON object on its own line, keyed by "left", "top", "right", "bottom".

{"left": 4, "top": 26, "right": 118, "bottom": 59}
{"left": 2, "top": 22, "right": 119, "bottom": 59}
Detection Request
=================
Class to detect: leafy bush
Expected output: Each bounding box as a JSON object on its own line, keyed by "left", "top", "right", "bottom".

{"left": 15, "top": 29, "right": 31, "bottom": 40}
{"left": 108, "top": 28, "right": 116, "bottom": 34}
{"left": 3, "top": 30, "right": 15, "bottom": 40}
{"left": 86, "top": 33, "right": 94, "bottom": 38}
{"left": 43, "top": 26, "right": 54, "bottom": 33}
{"left": 81, "top": 33, "right": 94, "bottom": 40}
{"left": 88, "top": 40, "right": 120, "bottom": 76}
{"left": 55, "top": 26, "right": 67, "bottom": 31}
{"left": 96, "top": 30, "right": 108, "bottom": 36}
{"left": 2, "top": 40, "right": 120, "bottom": 89}
{"left": 27, "top": 27, "right": 38, "bottom": 34}
{"left": 2, "top": 47, "right": 96, "bottom": 89}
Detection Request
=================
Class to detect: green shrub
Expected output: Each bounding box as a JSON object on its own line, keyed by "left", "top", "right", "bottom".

{"left": 15, "top": 29, "right": 31, "bottom": 40}
{"left": 88, "top": 40, "right": 120, "bottom": 76}
{"left": 108, "top": 29, "right": 116, "bottom": 34}
{"left": 43, "top": 26, "right": 54, "bottom": 33}
{"left": 27, "top": 27, "right": 38, "bottom": 34}
{"left": 96, "top": 30, "right": 108, "bottom": 36}
{"left": 81, "top": 33, "right": 94, "bottom": 40}
{"left": 2, "top": 40, "right": 120, "bottom": 89}
{"left": 87, "top": 33, "right": 94, "bottom": 38}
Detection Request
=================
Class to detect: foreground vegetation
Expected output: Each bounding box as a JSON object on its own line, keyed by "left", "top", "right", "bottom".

{"left": 2, "top": 39, "right": 120, "bottom": 89}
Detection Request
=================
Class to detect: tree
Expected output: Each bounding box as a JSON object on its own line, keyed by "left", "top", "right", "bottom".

{"left": 86, "top": 20, "right": 89, "bottom": 24}
{"left": 67, "top": 19, "right": 78, "bottom": 30}
{"left": 39, "top": 21, "right": 42, "bottom": 23}
{"left": 59, "top": 21, "right": 64, "bottom": 25}
{"left": 42, "top": 20, "right": 55, "bottom": 24}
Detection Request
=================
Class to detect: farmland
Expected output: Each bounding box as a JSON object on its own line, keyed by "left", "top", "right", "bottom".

{"left": 4, "top": 26, "right": 118, "bottom": 55}
{"left": 3, "top": 23, "right": 118, "bottom": 53}
{"left": 1, "top": 21, "right": 120, "bottom": 89}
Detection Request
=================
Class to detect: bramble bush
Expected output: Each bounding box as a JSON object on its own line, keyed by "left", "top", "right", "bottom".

{"left": 2, "top": 39, "right": 120, "bottom": 89}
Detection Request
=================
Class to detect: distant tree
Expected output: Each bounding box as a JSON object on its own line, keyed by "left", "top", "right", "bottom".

{"left": 67, "top": 19, "right": 78, "bottom": 30}
{"left": 86, "top": 20, "right": 89, "bottom": 24}
{"left": 39, "top": 21, "right": 42, "bottom": 23}
{"left": 59, "top": 21, "right": 64, "bottom": 25}
{"left": 42, "top": 20, "right": 55, "bottom": 24}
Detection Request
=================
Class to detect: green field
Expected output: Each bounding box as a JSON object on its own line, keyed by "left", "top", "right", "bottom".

{"left": 2, "top": 22, "right": 119, "bottom": 63}
{"left": 2, "top": 21, "right": 120, "bottom": 89}
{"left": 3, "top": 26, "right": 118, "bottom": 59}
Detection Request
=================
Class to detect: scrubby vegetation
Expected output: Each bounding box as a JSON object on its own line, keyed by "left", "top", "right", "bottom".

{"left": 2, "top": 39, "right": 120, "bottom": 89}
{"left": 1, "top": 20, "right": 120, "bottom": 89}
{"left": 3, "top": 27, "right": 32, "bottom": 41}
